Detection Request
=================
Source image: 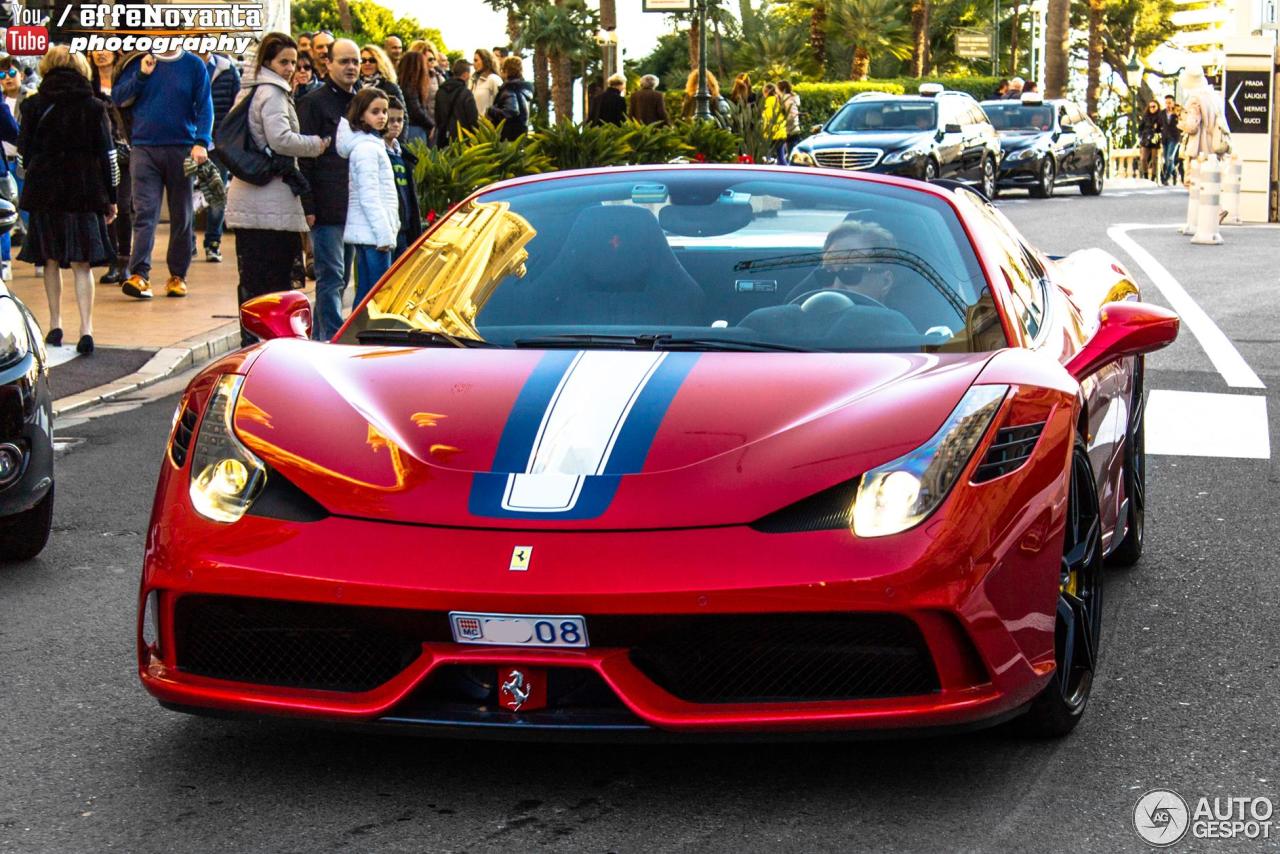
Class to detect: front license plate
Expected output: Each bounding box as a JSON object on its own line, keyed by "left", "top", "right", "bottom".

{"left": 449, "top": 612, "right": 589, "bottom": 648}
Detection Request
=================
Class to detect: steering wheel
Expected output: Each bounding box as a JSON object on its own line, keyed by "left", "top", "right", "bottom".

{"left": 789, "top": 288, "right": 891, "bottom": 312}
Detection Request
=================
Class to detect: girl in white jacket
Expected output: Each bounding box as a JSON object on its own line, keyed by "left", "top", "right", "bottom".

{"left": 337, "top": 88, "right": 400, "bottom": 307}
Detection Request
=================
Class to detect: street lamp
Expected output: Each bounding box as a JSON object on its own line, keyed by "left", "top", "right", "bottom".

{"left": 1125, "top": 51, "right": 1143, "bottom": 146}
{"left": 595, "top": 28, "right": 618, "bottom": 79}
{"left": 693, "top": 0, "right": 713, "bottom": 121}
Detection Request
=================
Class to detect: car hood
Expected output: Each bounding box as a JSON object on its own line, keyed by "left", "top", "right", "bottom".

{"left": 998, "top": 131, "right": 1048, "bottom": 151}
{"left": 805, "top": 131, "right": 933, "bottom": 152}
{"left": 233, "top": 341, "right": 994, "bottom": 529}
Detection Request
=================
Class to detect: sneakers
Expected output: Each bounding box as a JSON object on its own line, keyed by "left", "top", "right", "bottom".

{"left": 122, "top": 274, "right": 152, "bottom": 299}
{"left": 205, "top": 242, "right": 222, "bottom": 263}
{"left": 165, "top": 276, "right": 187, "bottom": 298}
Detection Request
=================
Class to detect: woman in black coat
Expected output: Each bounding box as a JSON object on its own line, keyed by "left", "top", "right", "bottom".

{"left": 18, "top": 47, "right": 117, "bottom": 354}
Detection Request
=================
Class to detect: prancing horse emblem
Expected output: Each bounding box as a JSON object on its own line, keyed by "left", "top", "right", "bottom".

{"left": 501, "top": 670, "right": 532, "bottom": 711}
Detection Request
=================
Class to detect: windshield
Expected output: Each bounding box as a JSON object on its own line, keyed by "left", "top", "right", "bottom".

{"left": 982, "top": 102, "right": 1054, "bottom": 132}
{"left": 826, "top": 101, "right": 937, "bottom": 133}
{"left": 340, "top": 170, "right": 1001, "bottom": 354}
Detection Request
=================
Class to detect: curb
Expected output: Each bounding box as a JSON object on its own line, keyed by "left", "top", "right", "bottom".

{"left": 51, "top": 321, "right": 242, "bottom": 418}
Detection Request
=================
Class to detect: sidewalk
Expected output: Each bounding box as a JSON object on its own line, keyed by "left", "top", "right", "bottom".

{"left": 11, "top": 225, "right": 314, "bottom": 414}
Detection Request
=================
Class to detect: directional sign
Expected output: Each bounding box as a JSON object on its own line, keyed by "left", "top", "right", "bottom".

{"left": 955, "top": 30, "right": 992, "bottom": 59}
{"left": 643, "top": 0, "right": 694, "bottom": 10}
{"left": 1223, "top": 69, "right": 1272, "bottom": 134}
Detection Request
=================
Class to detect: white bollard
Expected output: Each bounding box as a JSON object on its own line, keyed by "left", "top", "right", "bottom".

{"left": 1180, "top": 158, "right": 1200, "bottom": 235}
{"left": 1191, "top": 154, "right": 1223, "bottom": 245}
{"left": 1221, "top": 155, "right": 1242, "bottom": 225}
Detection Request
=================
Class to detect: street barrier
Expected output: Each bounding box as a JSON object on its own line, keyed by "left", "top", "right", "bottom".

{"left": 1108, "top": 148, "right": 1143, "bottom": 179}
{"left": 1180, "top": 158, "right": 1200, "bottom": 235}
{"left": 1190, "top": 154, "right": 1224, "bottom": 245}
{"left": 1221, "top": 155, "right": 1243, "bottom": 225}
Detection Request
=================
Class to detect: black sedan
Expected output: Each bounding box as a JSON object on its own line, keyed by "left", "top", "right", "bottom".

{"left": 0, "top": 279, "right": 53, "bottom": 561}
{"left": 790, "top": 87, "right": 1002, "bottom": 198}
{"left": 981, "top": 96, "right": 1108, "bottom": 197}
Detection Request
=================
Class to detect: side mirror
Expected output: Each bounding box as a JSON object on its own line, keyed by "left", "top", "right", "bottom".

{"left": 240, "top": 291, "right": 312, "bottom": 342}
{"left": 810, "top": 123, "right": 823, "bottom": 135}
{"left": 944, "top": 123, "right": 963, "bottom": 134}
{"left": 1066, "top": 301, "right": 1179, "bottom": 382}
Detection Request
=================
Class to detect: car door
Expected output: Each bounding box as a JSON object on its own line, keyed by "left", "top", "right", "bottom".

{"left": 962, "top": 102, "right": 991, "bottom": 177}
{"left": 935, "top": 98, "right": 965, "bottom": 178}
{"left": 1056, "top": 103, "right": 1082, "bottom": 176}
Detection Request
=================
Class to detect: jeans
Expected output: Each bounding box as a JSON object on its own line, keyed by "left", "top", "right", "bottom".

{"left": 1161, "top": 140, "right": 1180, "bottom": 183}
{"left": 310, "top": 223, "right": 352, "bottom": 340}
{"left": 353, "top": 244, "right": 392, "bottom": 308}
{"left": 203, "top": 164, "right": 229, "bottom": 248}
{"left": 130, "top": 145, "right": 194, "bottom": 280}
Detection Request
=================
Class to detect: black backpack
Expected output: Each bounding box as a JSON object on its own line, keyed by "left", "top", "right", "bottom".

{"left": 209, "top": 86, "right": 277, "bottom": 186}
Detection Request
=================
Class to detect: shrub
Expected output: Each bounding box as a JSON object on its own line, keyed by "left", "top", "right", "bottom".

{"left": 674, "top": 120, "right": 740, "bottom": 163}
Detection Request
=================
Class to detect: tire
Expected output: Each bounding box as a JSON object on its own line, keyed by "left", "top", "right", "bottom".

{"left": 1108, "top": 357, "right": 1145, "bottom": 566}
{"left": 0, "top": 485, "right": 54, "bottom": 562}
{"left": 1015, "top": 438, "right": 1102, "bottom": 737}
{"left": 1081, "top": 155, "right": 1104, "bottom": 196}
{"left": 1029, "top": 159, "right": 1055, "bottom": 199}
{"left": 980, "top": 156, "right": 996, "bottom": 199}
{"left": 923, "top": 158, "right": 938, "bottom": 182}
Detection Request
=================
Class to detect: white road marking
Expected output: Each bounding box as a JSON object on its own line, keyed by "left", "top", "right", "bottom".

{"left": 1108, "top": 223, "right": 1266, "bottom": 389}
{"left": 1146, "top": 390, "right": 1270, "bottom": 459}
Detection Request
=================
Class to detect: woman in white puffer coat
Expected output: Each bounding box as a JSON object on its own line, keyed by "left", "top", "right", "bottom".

{"left": 224, "top": 32, "right": 328, "bottom": 345}
{"left": 336, "top": 88, "right": 399, "bottom": 307}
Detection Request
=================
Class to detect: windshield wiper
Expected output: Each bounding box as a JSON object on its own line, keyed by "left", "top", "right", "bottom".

{"left": 513, "top": 333, "right": 813, "bottom": 353}
{"left": 356, "top": 328, "right": 495, "bottom": 349}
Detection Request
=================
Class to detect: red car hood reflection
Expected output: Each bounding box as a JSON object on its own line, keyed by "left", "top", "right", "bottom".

{"left": 232, "top": 340, "right": 992, "bottom": 529}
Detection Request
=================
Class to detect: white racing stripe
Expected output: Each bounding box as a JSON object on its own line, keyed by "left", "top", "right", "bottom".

{"left": 502, "top": 351, "right": 667, "bottom": 512}
{"left": 1108, "top": 223, "right": 1265, "bottom": 389}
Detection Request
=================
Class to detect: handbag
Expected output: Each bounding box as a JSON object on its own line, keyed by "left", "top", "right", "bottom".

{"left": 209, "top": 86, "right": 277, "bottom": 186}
{"left": 1211, "top": 113, "right": 1231, "bottom": 156}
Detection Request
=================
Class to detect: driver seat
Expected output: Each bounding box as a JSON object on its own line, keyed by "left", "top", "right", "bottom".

{"left": 532, "top": 205, "right": 707, "bottom": 326}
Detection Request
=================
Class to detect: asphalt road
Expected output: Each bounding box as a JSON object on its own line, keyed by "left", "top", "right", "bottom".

{"left": 2, "top": 188, "right": 1277, "bottom": 853}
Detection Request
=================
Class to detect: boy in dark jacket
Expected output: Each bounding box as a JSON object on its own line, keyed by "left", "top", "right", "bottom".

{"left": 198, "top": 51, "right": 239, "bottom": 262}
{"left": 383, "top": 97, "right": 423, "bottom": 258}
{"left": 486, "top": 56, "right": 530, "bottom": 142}
{"left": 434, "top": 60, "right": 478, "bottom": 147}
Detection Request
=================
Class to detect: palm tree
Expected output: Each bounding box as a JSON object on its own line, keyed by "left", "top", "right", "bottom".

{"left": 521, "top": 0, "right": 594, "bottom": 124}
{"left": 733, "top": 18, "right": 814, "bottom": 82}
{"left": 1044, "top": 0, "right": 1069, "bottom": 97}
{"left": 336, "top": 0, "right": 351, "bottom": 32}
{"left": 828, "top": 0, "right": 912, "bottom": 81}
{"left": 910, "top": 0, "right": 928, "bottom": 77}
{"left": 1085, "top": 0, "right": 1104, "bottom": 115}
{"left": 1009, "top": 0, "right": 1021, "bottom": 76}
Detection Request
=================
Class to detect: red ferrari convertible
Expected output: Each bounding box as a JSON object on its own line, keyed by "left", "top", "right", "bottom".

{"left": 139, "top": 166, "right": 1177, "bottom": 738}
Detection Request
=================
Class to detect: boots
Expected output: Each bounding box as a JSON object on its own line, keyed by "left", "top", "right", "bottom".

{"left": 99, "top": 256, "right": 128, "bottom": 284}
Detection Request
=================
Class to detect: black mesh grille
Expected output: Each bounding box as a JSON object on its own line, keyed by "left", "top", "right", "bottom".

{"left": 174, "top": 596, "right": 433, "bottom": 692}
{"left": 624, "top": 613, "right": 939, "bottom": 703}
{"left": 972, "top": 421, "right": 1045, "bottom": 483}
{"left": 750, "top": 478, "right": 861, "bottom": 533}
{"left": 169, "top": 399, "right": 199, "bottom": 468}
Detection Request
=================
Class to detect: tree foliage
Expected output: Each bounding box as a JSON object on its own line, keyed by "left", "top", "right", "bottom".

{"left": 291, "top": 0, "right": 445, "bottom": 47}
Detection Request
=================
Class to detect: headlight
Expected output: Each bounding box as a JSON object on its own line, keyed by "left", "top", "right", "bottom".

{"left": 1011, "top": 148, "right": 1040, "bottom": 161}
{"left": 883, "top": 147, "right": 926, "bottom": 164}
{"left": 853, "top": 385, "right": 1007, "bottom": 537}
{"left": 188, "top": 374, "right": 267, "bottom": 523}
{"left": 0, "top": 297, "right": 29, "bottom": 368}
{"left": 790, "top": 149, "right": 816, "bottom": 166}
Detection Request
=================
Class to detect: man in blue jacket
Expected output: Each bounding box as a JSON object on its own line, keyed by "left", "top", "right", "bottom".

{"left": 198, "top": 51, "right": 239, "bottom": 263}
{"left": 112, "top": 49, "right": 213, "bottom": 299}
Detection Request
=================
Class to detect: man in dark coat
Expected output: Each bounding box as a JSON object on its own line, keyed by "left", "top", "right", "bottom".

{"left": 434, "top": 59, "right": 478, "bottom": 147}
{"left": 296, "top": 38, "right": 360, "bottom": 340}
{"left": 592, "top": 74, "right": 627, "bottom": 125}
{"left": 198, "top": 51, "right": 239, "bottom": 262}
{"left": 628, "top": 74, "right": 667, "bottom": 125}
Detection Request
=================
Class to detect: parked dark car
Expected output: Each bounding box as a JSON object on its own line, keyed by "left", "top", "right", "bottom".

{"left": 0, "top": 260, "right": 54, "bottom": 561}
{"left": 790, "top": 87, "right": 1001, "bottom": 198}
{"left": 981, "top": 95, "right": 1108, "bottom": 197}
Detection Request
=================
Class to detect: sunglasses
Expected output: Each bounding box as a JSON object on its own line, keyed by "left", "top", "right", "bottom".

{"left": 361, "top": 57, "right": 376, "bottom": 65}
{"left": 0, "top": 69, "right": 17, "bottom": 79}
{"left": 298, "top": 65, "right": 312, "bottom": 72}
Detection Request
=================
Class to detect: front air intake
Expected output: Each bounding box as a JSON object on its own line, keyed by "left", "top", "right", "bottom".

{"left": 972, "top": 421, "right": 1045, "bottom": 482}
{"left": 169, "top": 400, "right": 200, "bottom": 468}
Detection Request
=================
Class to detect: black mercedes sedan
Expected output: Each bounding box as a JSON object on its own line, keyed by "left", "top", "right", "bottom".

{"left": 789, "top": 86, "right": 1001, "bottom": 198}
{"left": 0, "top": 280, "right": 53, "bottom": 561}
{"left": 980, "top": 95, "right": 1108, "bottom": 197}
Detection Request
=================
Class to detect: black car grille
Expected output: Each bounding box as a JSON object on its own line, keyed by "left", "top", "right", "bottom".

{"left": 173, "top": 597, "right": 940, "bottom": 704}
{"left": 972, "top": 421, "right": 1045, "bottom": 483}
{"left": 623, "top": 613, "right": 939, "bottom": 703}
{"left": 174, "top": 596, "right": 433, "bottom": 692}
{"left": 169, "top": 399, "right": 200, "bottom": 468}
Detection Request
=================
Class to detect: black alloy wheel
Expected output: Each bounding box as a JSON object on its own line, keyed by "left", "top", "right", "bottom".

{"left": 923, "top": 158, "right": 939, "bottom": 182}
{"left": 1081, "top": 155, "right": 1105, "bottom": 195}
{"left": 1108, "top": 357, "right": 1145, "bottom": 566}
{"left": 980, "top": 157, "right": 997, "bottom": 199}
{"left": 1030, "top": 159, "right": 1055, "bottom": 199}
{"left": 1016, "top": 437, "right": 1103, "bottom": 737}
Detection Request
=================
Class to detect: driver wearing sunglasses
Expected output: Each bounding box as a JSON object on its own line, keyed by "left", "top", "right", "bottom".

{"left": 787, "top": 220, "right": 897, "bottom": 303}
